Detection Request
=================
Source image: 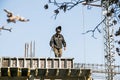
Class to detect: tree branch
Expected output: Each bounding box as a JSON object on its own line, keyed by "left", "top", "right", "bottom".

{"left": 82, "top": 17, "right": 106, "bottom": 39}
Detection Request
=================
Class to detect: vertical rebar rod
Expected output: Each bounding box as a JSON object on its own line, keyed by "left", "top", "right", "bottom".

{"left": 33, "top": 40, "right": 35, "bottom": 57}
{"left": 30, "top": 41, "right": 32, "bottom": 57}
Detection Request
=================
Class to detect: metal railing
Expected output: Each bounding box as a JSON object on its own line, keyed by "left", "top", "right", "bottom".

{"left": 74, "top": 63, "right": 120, "bottom": 74}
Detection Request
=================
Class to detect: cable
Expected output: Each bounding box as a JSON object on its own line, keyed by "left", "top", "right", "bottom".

{"left": 82, "top": 5, "right": 86, "bottom": 65}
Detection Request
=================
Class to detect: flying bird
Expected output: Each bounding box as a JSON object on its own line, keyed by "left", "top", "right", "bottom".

{"left": 0, "top": 26, "right": 12, "bottom": 32}
{"left": 4, "top": 9, "right": 29, "bottom": 23}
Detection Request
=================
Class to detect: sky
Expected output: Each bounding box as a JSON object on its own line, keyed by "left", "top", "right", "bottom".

{"left": 0, "top": 0, "right": 120, "bottom": 69}
{"left": 1, "top": 0, "right": 120, "bottom": 80}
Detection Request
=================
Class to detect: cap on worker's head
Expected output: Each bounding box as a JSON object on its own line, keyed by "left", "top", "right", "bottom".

{"left": 56, "top": 26, "right": 62, "bottom": 32}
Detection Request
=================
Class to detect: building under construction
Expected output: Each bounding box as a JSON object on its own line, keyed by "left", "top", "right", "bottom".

{"left": 0, "top": 57, "right": 91, "bottom": 80}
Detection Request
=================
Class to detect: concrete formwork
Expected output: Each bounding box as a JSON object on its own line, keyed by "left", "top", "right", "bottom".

{"left": 0, "top": 57, "right": 92, "bottom": 80}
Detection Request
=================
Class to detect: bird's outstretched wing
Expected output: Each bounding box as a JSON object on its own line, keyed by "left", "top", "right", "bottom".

{"left": 16, "top": 16, "right": 29, "bottom": 22}
{"left": 0, "top": 26, "right": 12, "bottom": 32}
{"left": 4, "top": 9, "right": 13, "bottom": 14}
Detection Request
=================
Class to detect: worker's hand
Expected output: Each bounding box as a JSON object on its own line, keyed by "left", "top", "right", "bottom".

{"left": 64, "top": 47, "right": 66, "bottom": 51}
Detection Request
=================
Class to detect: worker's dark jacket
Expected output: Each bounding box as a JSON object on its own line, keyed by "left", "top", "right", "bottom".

{"left": 50, "top": 34, "right": 66, "bottom": 49}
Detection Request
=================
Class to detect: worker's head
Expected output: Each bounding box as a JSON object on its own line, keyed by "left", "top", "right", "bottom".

{"left": 56, "top": 26, "right": 61, "bottom": 34}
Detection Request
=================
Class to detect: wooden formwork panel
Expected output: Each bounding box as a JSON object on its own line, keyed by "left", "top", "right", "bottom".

{"left": 54, "top": 59, "right": 59, "bottom": 68}
{"left": 19, "top": 59, "right": 24, "bottom": 68}
{"left": 2, "top": 58, "right": 9, "bottom": 67}
{"left": 1, "top": 57, "right": 74, "bottom": 69}
{"left": 40, "top": 59, "right": 46, "bottom": 68}
{"left": 61, "top": 59, "right": 66, "bottom": 68}
{"left": 25, "top": 59, "right": 31, "bottom": 68}
{"left": 47, "top": 59, "right": 53, "bottom": 68}
{"left": 11, "top": 58, "right": 17, "bottom": 67}
{"left": 66, "top": 59, "right": 73, "bottom": 68}
{"left": 32, "top": 59, "right": 38, "bottom": 68}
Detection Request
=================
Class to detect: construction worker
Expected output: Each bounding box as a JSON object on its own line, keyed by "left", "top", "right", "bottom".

{"left": 50, "top": 26, "right": 66, "bottom": 57}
